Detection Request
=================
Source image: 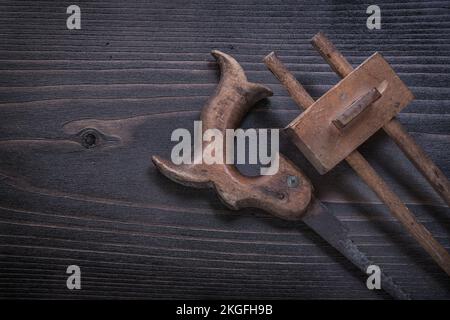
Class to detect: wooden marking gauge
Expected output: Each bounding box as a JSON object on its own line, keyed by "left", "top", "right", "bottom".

{"left": 264, "top": 32, "right": 450, "bottom": 276}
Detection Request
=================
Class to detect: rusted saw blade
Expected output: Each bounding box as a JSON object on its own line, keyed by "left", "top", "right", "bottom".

{"left": 302, "top": 198, "right": 410, "bottom": 300}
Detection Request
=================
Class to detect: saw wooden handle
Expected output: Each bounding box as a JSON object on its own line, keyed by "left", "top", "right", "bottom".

{"left": 153, "top": 50, "right": 313, "bottom": 221}
{"left": 311, "top": 32, "right": 450, "bottom": 207}
{"left": 264, "top": 50, "right": 450, "bottom": 276}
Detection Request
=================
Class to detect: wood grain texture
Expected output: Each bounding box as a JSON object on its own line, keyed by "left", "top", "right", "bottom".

{"left": 0, "top": 0, "right": 449, "bottom": 299}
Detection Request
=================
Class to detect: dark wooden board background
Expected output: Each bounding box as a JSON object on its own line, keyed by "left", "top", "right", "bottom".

{"left": 0, "top": 0, "right": 449, "bottom": 299}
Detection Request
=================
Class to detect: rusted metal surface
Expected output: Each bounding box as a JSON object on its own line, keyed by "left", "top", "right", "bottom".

{"left": 301, "top": 200, "right": 409, "bottom": 300}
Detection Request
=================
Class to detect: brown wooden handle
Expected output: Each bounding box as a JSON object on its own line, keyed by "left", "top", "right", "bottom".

{"left": 311, "top": 31, "right": 450, "bottom": 207}
{"left": 152, "top": 154, "right": 312, "bottom": 221}
{"left": 264, "top": 50, "right": 450, "bottom": 276}
{"left": 332, "top": 87, "right": 381, "bottom": 130}
{"left": 153, "top": 50, "right": 313, "bottom": 220}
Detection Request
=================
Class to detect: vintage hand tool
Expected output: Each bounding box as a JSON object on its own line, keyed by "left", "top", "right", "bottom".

{"left": 263, "top": 32, "right": 450, "bottom": 277}
{"left": 152, "top": 50, "right": 409, "bottom": 299}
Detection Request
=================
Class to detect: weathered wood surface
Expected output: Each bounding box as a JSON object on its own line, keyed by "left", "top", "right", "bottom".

{"left": 0, "top": 0, "right": 449, "bottom": 299}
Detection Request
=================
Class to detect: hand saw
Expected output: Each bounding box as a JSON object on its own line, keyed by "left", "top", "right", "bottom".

{"left": 152, "top": 50, "right": 410, "bottom": 299}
